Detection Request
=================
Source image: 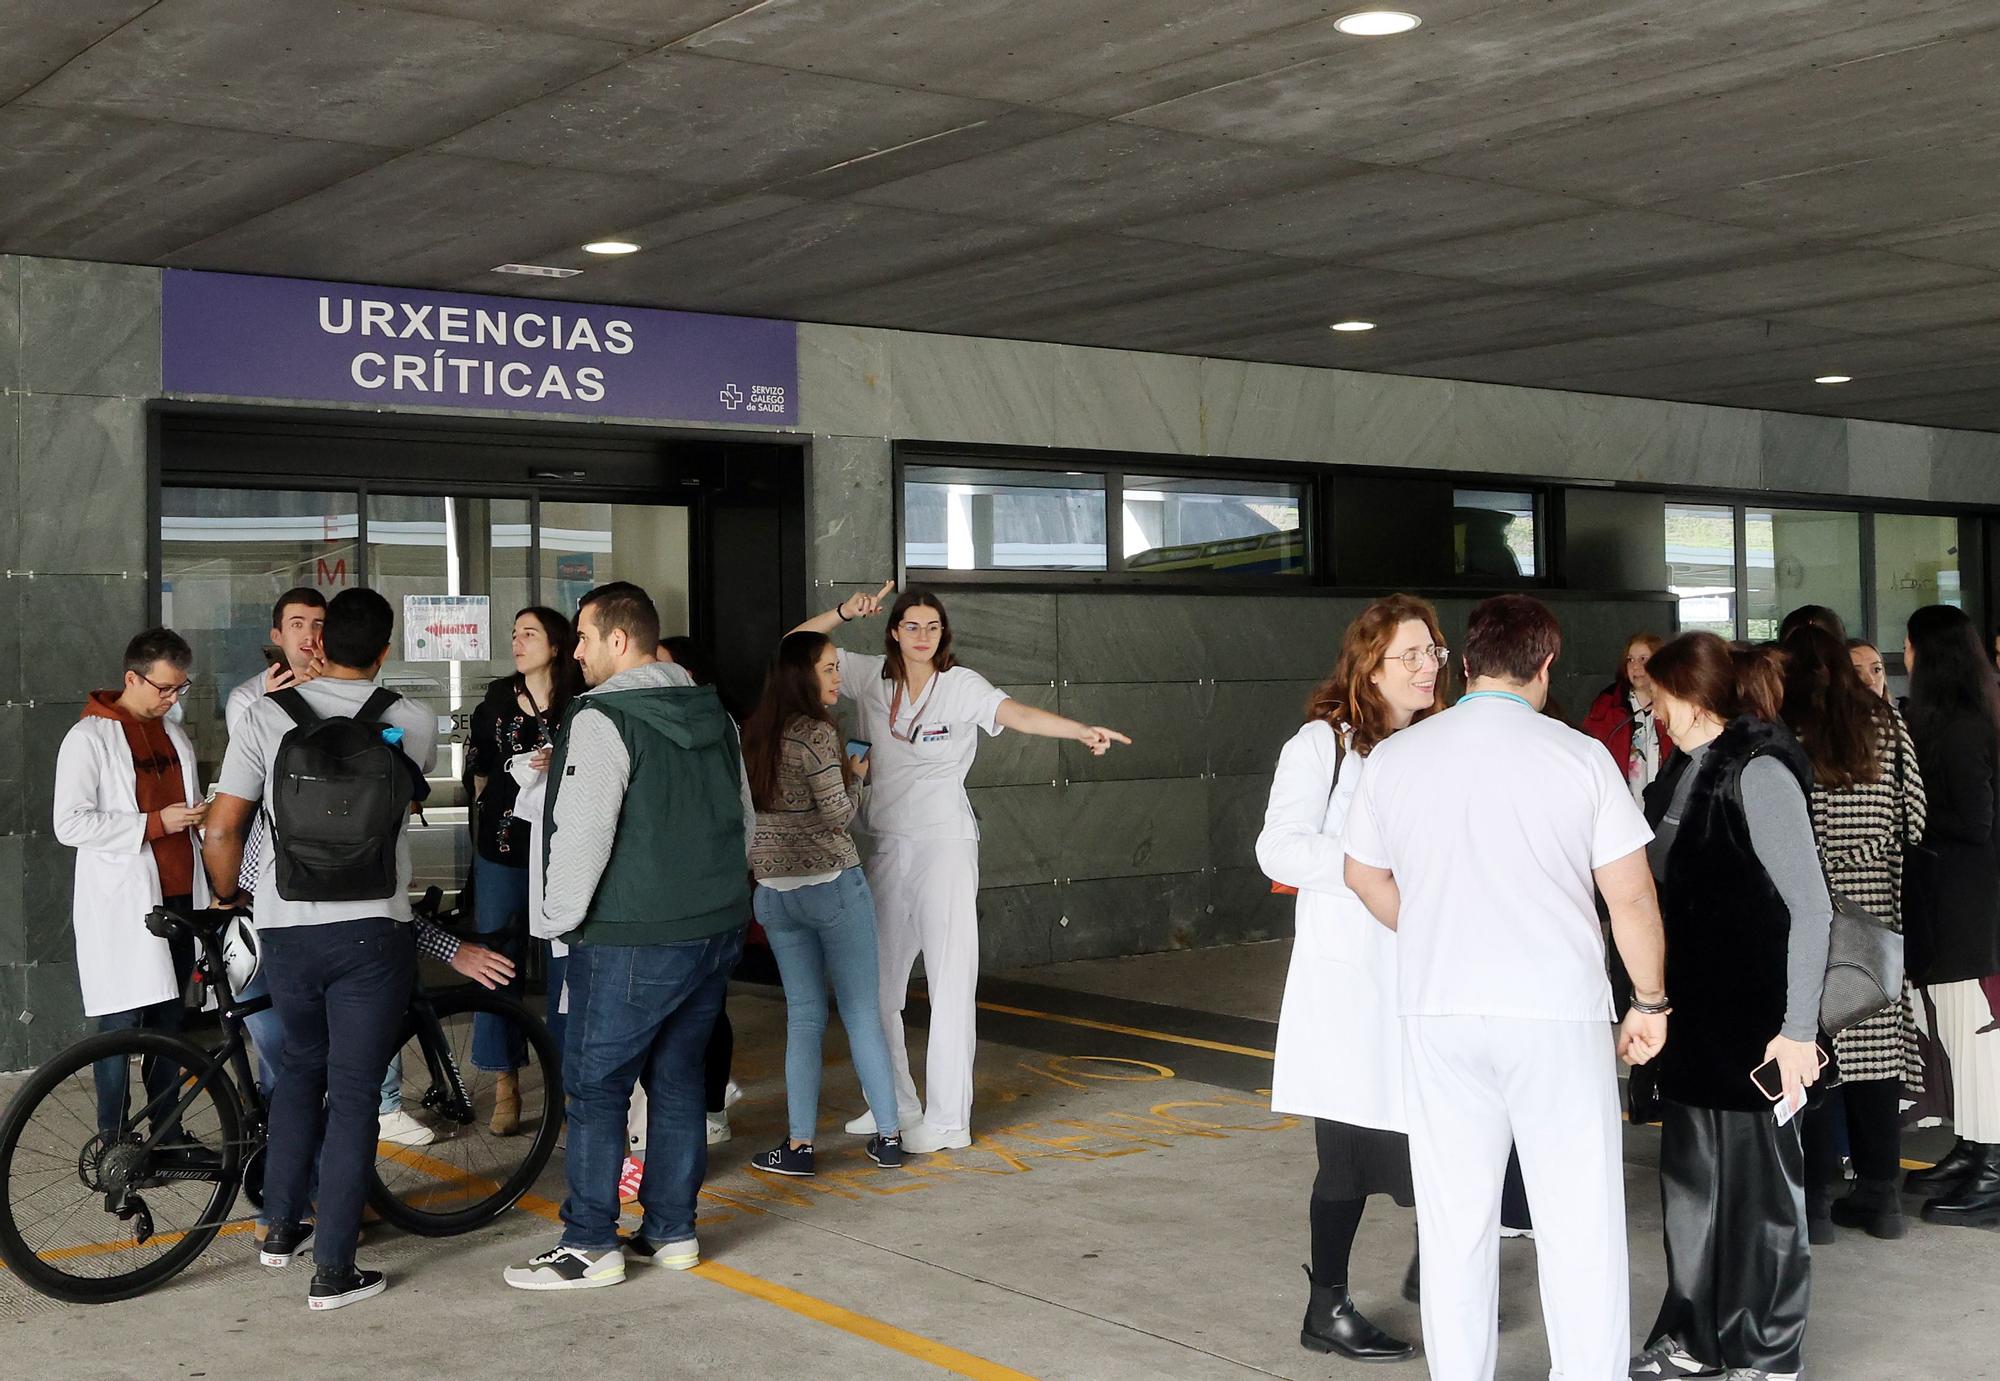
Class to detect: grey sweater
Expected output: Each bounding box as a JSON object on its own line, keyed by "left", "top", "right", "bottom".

{"left": 537, "top": 660, "right": 756, "bottom": 941}
{"left": 1648, "top": 741, "right": 1832, "bottom": 1042}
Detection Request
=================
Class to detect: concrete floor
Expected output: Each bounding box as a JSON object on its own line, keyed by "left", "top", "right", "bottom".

{"left": 3, "top": 940, "right": 1995, "bottom": 1380}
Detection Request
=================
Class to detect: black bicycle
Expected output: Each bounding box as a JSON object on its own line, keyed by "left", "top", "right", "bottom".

{"left": 0, "top": 900, "right": 562, "bottom": 1303}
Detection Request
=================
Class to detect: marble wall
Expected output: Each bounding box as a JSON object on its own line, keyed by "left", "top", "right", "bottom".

{"left": 0, "top": 256, "right": 158, "bottom": 1068}
{"left": 2, "top": 251, "right": 1997, "bottom": 1063}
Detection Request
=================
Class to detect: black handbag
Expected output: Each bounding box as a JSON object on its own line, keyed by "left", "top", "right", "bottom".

{"left": 1817, "top": 724, "right": 1917, "bottom": 1033}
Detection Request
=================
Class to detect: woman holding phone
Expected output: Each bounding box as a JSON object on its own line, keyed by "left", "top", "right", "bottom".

{"left": 794, "top": 584, "right": 1131, "bottom": 1153}
{"left": 740, "top": 631, "right": 905, "bottom": 1176}
{"left": 1629, "top": 632, "right": 1831, "bottom": 1381}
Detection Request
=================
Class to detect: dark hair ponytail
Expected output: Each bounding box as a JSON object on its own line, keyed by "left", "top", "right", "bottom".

{"left": 741, "top": 631, "right": 842, "bottom": 812}
{"left": 1648, "top": 631, "right": 1787, "bottom": 724}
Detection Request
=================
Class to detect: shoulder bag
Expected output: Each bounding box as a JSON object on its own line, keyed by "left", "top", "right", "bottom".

{"left": 1817, "top": 725, "right": 1915, "bottom": 1033}
{"left": 1269, "top": 728, "right": 1348, "bottom": 896}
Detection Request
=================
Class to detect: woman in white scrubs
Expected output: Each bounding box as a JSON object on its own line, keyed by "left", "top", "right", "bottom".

{"left": 1257, "top": 594, "right": 1448, "bottom": 1363}
{"left": 796, "top": 584, "right": 1130, "bottom": 1153}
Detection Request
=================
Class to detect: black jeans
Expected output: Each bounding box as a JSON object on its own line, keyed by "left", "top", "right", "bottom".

{"left": 261, "top": 917, "right": 415, "bottom": 1276}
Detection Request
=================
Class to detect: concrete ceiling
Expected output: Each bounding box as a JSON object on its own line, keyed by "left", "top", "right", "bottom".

{"left": 6, "top": 0, "right": 2000, "bottom": 431}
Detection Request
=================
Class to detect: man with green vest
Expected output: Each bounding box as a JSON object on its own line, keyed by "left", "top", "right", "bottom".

{"left": 504, "top": 581, "right": 753, "bottom": 1292}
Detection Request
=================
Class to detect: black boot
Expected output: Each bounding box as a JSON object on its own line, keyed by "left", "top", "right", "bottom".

{"left": 1806, "top": 1191, "right": 1837, "bottom": 1245}
{"left": 1401, "top": 1251, "right": 1420, "bottom": 1304}
{"left": 1301, "top": 1266, "right": 1415, "bottom": 1362}
{"left": 1830, "top": 1178, "right": 1905, "bottom": 1239}
{"left": 1906, "top": 1138, "right": 1980, "bottom": 1196}
{"left": 1922, "top": 1144, "right": 2000, "bottom": 1228}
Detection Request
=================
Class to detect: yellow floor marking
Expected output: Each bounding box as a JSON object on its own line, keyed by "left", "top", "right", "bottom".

{"left": 691, "top": 1260, "right": 1038, "bottom": 1381}
{"left": 504, "top": 1169, "right": 1038, "bottom": 1377}
{"left": 12, "top": 1218, "right": 256, "bottom": 1268}
{"left": 976, "top": 1001, "right": 1276, "bottom": 1061}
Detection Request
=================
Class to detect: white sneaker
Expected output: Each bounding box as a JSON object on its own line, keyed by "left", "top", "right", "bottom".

{"left": 900, "top": 1122, "right": 972, "bottom": 1154}
{"left": 377, "top": 1109, "right": 435, "bottom": 1147}
{"left": 1630, "top": 1337, "right": 1721, "bottom": 1378}
{"left": 705, "top": 1112, "right": 731, "bottom": 1146}
{"left": 503, "top": 1244, "right": 626, "bottom": 1291}
{"left": 723, "top": 1079, "right": 743, "bottom": 1110}
{"left": 845, "top": 1105, "right": 922, "bottom": 1136}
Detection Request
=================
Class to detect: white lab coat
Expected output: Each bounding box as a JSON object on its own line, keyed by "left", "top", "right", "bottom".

{"left": 52, "top": 715, "right": 211, "bottom": 1017}
{"left": 1256, "top": 720, "right": 1404, "bottom": 1132}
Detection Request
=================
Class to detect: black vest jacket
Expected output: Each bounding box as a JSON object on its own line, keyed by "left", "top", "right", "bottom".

{"left": 1647, "top": 716, "right": 1816, "bottom": 1112}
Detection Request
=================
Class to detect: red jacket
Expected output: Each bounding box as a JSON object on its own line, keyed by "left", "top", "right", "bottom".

{"left": 1581, "top": 686, "right": 1673, "bottom": 782}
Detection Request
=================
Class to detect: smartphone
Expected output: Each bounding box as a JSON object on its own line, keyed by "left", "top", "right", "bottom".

{"left": 846, "top": 738, "right": 872, "bottom": 762}
{"left": 1751, "top": 1046, "right": 1830, "bottom": 1101}
{"left": 261, "top": 645, "right": 287, "bottom": 670}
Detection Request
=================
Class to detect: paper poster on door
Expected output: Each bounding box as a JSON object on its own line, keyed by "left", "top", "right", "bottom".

{"left": 404, "top": 595, "right": 490, "bottom": 661}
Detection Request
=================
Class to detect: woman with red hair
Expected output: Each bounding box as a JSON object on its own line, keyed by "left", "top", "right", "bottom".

{"left": 1582, "top": 632, "right": 1674, "bottom": 804}
{"left": 1256, "top": 593, "right": 1449, "bottom": 1364}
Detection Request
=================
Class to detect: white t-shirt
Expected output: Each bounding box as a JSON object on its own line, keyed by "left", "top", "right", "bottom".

{"left": 1343, "top": 693, "right": 1653, "bottom": 1023}
{"left": 216, "top": 676, "right": 438, "bottom": 928}
{"left": 837, "top": 651, "right": 1008, "bottom": 840}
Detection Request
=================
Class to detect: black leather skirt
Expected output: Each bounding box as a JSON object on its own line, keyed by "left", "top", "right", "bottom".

{"left": 1646, "top": 1098, "right": 1811, "bottom": 1374}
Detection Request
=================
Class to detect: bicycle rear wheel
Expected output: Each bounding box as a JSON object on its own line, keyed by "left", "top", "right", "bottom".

{"left": 0, "top": 1030, "right": 244, "bottom": 1302}
{"left": 368, "top": 988, "right": 561, "bottom": 1237}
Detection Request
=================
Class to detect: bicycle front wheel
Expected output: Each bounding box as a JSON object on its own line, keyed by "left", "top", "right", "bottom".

{"left": 0, "top": 1029, "right": 245, "bottom": 1303}
{"left": 368, "top": 987, "right": 562, "bottom": 1237}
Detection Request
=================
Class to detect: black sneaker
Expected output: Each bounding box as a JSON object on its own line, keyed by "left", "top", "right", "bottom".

{"left": 867, "top": 1134, "right": 905, "bottom": 1168}
{"left": 750, "top": 1142, "right": 815, "bottom": 1177}
{"left": 309, "top": 1266, "right": 386, "bottom": 1311}
{"left": 260, "top": 1220, "right": 314, "bottom": 1268}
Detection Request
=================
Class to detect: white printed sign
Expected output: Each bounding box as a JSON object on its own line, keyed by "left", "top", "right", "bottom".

{"left": 403, "top": 595, "right": 490, "bottom": 662}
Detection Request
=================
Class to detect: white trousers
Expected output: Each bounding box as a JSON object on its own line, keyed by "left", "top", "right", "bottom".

{"left": 1403, "top": 1016, "right": 1630, "bottom": 1381}
{"left": 866, "top": 836, "right": 981, "bottom": 1135}
{"left": 1932, "top": 979, "right": 2000, "bottom": 1143}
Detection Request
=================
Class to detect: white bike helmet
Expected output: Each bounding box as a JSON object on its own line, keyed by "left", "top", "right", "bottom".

{"left": 221, "top": 915, "right": 261, "bottom": 994}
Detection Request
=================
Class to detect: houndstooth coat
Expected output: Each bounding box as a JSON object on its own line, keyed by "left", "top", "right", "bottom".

{"left": 1809, "top": 709, "right": 1927, "bottom": 1085}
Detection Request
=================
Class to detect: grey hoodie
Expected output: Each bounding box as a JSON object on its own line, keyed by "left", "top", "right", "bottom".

{"left": 537, "top": 660, "right": 755, "bottom": 940}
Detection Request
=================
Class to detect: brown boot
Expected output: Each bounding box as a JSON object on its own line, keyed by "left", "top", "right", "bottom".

{"left": 491, "top": 1071, "right": 521, "bottom": 1137}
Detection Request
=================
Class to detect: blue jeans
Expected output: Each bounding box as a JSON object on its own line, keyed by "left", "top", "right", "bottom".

{"left": 755, "top": 871, "right": 903, "bottom": 1144}
{"left": 244, "top": 968, "right": 403, "bottom": 1112}
{"left": 559, "top": 928, "right": 744, "bottom": 1251}
{"left": 261, "top": 918, "right": 415, "bottom": 1276}
{"left": 545, "top": 948, "right": 569, "bottom": 1074}
{"left": 469, "top": 854, "right": 530, "bottom": 1071}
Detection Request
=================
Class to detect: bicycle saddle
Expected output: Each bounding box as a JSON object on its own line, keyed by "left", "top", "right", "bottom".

{"left": 143, "top": 905, "right": 236, "bottom": 942}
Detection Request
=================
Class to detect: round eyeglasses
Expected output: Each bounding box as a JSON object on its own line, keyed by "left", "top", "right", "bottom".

{"left": 1390, "top": 645, "right": 1450, "bottom": 673}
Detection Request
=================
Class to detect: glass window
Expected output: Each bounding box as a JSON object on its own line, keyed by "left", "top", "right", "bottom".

{"left": 1744, "top": 508, "right": 1862, "bottom": 643}
{"left": 159, "top": 486, "right": 360, "bottom": 787}
{"left": 1453, "top": 489, "right": 1537, "bottom": 578}
{"left": 539, "top": 502, "right": 693, "bottom": 635}
{"left": 1122, "top": 475, "right": 1306, "bottom": 576}
{"left": 1665, "top": 503, "right": 1739, "bottom": 637}
{"left": 367, "top": 494, "right": 533, "bottom": 896}
{"left": 904, "top": 464, "right": 1107, "bottom": 571}
{"left": 1875, "top": 514, "right": 1962, "bottom": 651}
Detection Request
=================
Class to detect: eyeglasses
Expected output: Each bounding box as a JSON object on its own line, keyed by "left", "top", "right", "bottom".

{"left": 898, "top": 622, "right": 943, "bottom": 637}
{"left": 138, "top": 671, "right": 194, "bottom": 699}
{"left": 1389, "top": 645, "right": 1449, "bottom": 673}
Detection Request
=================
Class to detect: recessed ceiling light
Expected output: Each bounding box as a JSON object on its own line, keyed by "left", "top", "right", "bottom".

{"left": 1329, "top": 320, "right": 1377, "bottom": 332}
{"left": 1334, "top": 10, "right": 1421, "bottom": 36}
{"left": 1814, "top": 374, "right": 1852, "bottom": 384}
{"left": 583, "top": 240, "right": 640, "bottom": 255}
{"left": 492, "top": 263, "right": 581, "bottom": 278}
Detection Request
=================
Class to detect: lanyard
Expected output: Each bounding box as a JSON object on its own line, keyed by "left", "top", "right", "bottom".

{"left": 888, "top": 673, "right": 942, "bottom": 744}
{"left": 1460, "top": 690, "right": 1534, "bottom": 711}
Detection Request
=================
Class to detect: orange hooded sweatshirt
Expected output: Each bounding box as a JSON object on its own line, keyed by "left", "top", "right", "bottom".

{"left": 81, "top": 692, "right": 196, "bottom": 898}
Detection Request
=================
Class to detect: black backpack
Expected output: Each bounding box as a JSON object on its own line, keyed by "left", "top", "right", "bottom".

{"left": 267, "top": 687, "right": 416, "bottom": 902}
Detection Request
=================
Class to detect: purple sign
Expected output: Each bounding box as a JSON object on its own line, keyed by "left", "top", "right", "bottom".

{"left": 163, "top": 270, "right": 797, "bottom": 426}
